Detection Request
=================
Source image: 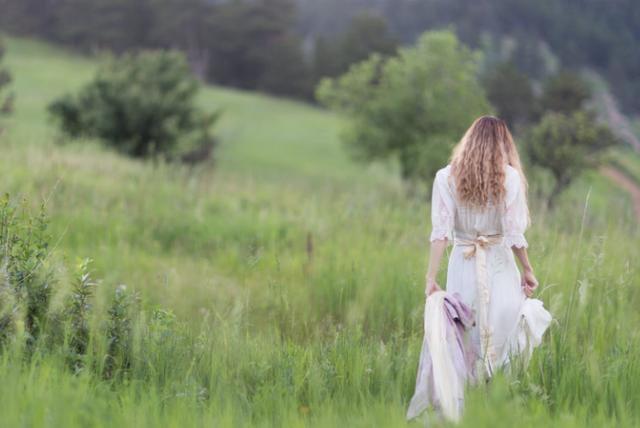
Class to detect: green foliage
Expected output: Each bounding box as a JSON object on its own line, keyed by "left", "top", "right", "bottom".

{"left": 313, "top": 11, "right": 397, "bottom": 80}
{"left": 0, "top": 196, "right": 53, "bottom": 350}
{"left": 53, "top": 0, "right": 153, "bottom": 52}
{"left": 103, "top": 285, "right": 136, "bottom": 380}
{"left": 317, "top": 30, "right": 491, "bottom": 185}
{"left": 299, "top": 0, "right": 640, "bottom": 113}
{"left": 1, "top": 38, "right": 640, "bottom": 426}
{"left": 540, "top": 70, "right": 591, "bottom": 115}
{"left": 482, "top": 62, "right": 537, "bottom": 129}
{"left": 49, "top": 50, "right": 217, "bottom": 159}
{"left": 64, "top": 259, "right": 98, "bottom": 372}
{"left": 525, "top": 111, "right": 618, "bottom": 205}
{"left": 206, "top": 0, "right": 311, "bottom": 98}
{"left": 0, "top": 40, "right": 14, "bottom": 130}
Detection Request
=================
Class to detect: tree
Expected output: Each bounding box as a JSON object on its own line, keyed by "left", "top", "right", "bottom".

{"left": 482, "top": 62, "right": 537, "bottom": 129}
{"left": 317, "top": 30, "right": 491, "bottom": 186}
{"left": 338, "top": 12, "right": 397, "bottom": 71}
{"left": 524, "top": 110, "right": 617, "bottom": 206}
{"left": 206, "top": 0, "right": 311, "bottom": 97}
{"left": 49, "top": 51, "right": 217, "bottom": 159}
{"left": 0, "top": 40, "right": 14, "bottom": 134}
{"left": 147, "top": 0, "right": 213, "bottom": 79}
{"left": 53, "top": 0, "right": 154, "bottom": 52}
{"left": 540, "top": 70, "right": 590, "bottom": 115}
{"left": 312, "top": 11, "right": 397, "bottom": 81}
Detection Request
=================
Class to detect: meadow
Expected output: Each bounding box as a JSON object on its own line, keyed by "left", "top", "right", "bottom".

{"left": 0, "top": 37, "right": 639, "bottom": 427}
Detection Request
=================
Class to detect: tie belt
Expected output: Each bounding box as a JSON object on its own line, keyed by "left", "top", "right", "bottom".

{"left": 453, "top": 234, "right": 503, "bottom": 377}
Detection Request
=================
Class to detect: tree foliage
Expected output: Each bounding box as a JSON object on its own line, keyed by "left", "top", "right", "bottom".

{"left": 49, "top": 51, "right": 217, "bottom": 159}
{"left": 0, "top": 40, "right": 14, "bottom": 130}
{"left": 524, "top": 111, "right": 617, "bottom": 206}
{"left": 313, "top": 11, "right": 397, "bottom": 80}
{"left": 298, "top": 0, "right": 640, "bottom": 113}
{"left": 539, "top": 70, "right": 590, "bottom": 115}
{"left": 317, "top": 30, "right": 491, "bottom": 185}
{"left": 482, "top": 62, "right": 537, "bottom": 130}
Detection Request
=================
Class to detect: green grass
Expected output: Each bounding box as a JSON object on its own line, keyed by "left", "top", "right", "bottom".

{"left": 1, "top": 36, "right": 640, "bottom": 427}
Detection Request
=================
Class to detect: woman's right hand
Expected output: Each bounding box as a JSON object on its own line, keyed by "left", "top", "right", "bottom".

{"left": 521, "top": 269, "right": 538, "bottom": 297}
{"left": 425, "top": 278, "right": 442, "bottom": 297}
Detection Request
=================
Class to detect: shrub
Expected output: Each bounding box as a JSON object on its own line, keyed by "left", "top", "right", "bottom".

{"left": 49, "top": 50, "right": 218, "bottom": 159}
{"left": 103, "top": 285, "right": 136, "bottom": 380}
{"left": 64, "top": 259, "right": 98, "bottom": 372}
{"left": 317, "top": 30, "right": 490, "bottom": 188}
{"left": 0, "top": 195, "right": 173, "bottom": 385}
{"left": 524, "top": 110, "right": 618, "bottom": 206}
{"left": 0, "top": 197, "right": 53, "bottom": 351}
{"left": 540, "top": 71, "right": 591, "bottom": 115}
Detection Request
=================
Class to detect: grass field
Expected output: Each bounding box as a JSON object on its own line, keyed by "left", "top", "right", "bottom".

{"left": 1, "top": 37, "right": 639, "bottom": 427}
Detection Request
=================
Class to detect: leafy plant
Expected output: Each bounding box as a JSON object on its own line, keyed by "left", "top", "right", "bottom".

{"left": 0, "top": 197, "right": 53, "bottom": 351}
{"left": 540, "top": 70, "right": 591, "bottom": 115}
{"left": 64, "top": 258, "right": 98, "bottom": 372}
{"left": 482, "top": 62, "right": 537, "bottom": 129}
{"left": 317, "top": 30, "right": 491, "bottom": 187}
{"left": 0, "top": 40, "right": 14, "bottom": 134}
{"left": 103, "top": 284, "right": 136, "bottom": 380}
{"left": 49, "top": 50, "right": 219, "bottom": 159}
{"left": 524, "top": 110, "right": 618, "bottom": 206}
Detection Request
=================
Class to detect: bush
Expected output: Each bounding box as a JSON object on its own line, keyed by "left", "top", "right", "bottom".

{"left": 524, "top": 110, "right": 618, "bottom": 206}
{"left": 49, "top": 50, "right": 218, "bottom": 159}
{"left": 0, "top": 195, "right": 173, "bottom": 384}
{"left": 540, "top": 70, "right": 591, "bottom": 115}
{"left": 316, "top": 30, "right": 490, "bottom": 187}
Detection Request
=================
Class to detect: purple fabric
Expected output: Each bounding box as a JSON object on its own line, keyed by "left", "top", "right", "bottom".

{"left": 443, "top": 293, "right": 478, "bottom": 382}
{"left": 406, "top": 291, "right": 478, "bottom": 420}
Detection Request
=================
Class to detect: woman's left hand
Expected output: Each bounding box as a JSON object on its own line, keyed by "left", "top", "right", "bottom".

{"left": 521, "top": 269, "right": 538, "bottom": 297}
{"left": 425, "top": 278, "right": 442, "bottom": 297}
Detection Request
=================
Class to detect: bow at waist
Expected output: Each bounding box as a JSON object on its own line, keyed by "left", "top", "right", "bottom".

{"left": 454, "top": 234, "right": 504, "bottom": 259}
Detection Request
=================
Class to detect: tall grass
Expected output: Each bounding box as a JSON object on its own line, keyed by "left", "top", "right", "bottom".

{"left": 0, "top": 37, "right": 638, "bottom": 427}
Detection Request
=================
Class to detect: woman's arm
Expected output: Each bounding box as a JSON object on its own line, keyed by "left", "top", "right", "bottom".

{"left": 512, "top": 246, "right": 538, "bottom": 297}
{"left": 425, "top": 238, "right": 449, "bottom": 296}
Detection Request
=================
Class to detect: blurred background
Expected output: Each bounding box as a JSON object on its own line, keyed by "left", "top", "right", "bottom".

{"left": 0, "top": 1, "right": 639, "bottom": 427}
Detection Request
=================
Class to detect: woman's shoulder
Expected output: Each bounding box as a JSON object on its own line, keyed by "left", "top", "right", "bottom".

{"left": 504, "top": 164, "right": 522, "bottom": 196}
{"left": 435, "top": 164, "right": 452, "bottom": 180}
{"left": 504, "top": 164, "right": 519, "bottom": 183}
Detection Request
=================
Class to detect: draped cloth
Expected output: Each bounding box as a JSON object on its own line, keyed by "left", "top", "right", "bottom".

{"left": 406, "top": 287, "right": 552, "bottom": 423}
{"left": 406, "top": 291, "right": 477, "bottom": 422}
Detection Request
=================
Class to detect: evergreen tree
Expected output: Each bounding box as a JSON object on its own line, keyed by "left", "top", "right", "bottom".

{"left": 540, "top": 70, "right": 591, "bottom": 115}
{"left": 0, "top": 40, "right": 14, "bottom": 134}
{"left": 483, "top": 62, "right": 537, "bottom": 129}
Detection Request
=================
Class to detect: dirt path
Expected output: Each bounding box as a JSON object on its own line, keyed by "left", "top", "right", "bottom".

{"left": 601, "top": 166, "right": 640, "bottom": 221}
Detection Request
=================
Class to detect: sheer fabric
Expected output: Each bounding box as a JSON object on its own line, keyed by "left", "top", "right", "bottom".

{"left": 408, "top": 164, "right": 552, "bottom": 422}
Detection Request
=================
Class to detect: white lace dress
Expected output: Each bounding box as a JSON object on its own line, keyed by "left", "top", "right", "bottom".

{"left": 429, "top": 164, "right": 551, "bottom": 374}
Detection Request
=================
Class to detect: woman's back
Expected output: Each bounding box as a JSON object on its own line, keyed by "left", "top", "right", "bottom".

{"left": 431, "top": 164, "right": 528, "bottom": 248}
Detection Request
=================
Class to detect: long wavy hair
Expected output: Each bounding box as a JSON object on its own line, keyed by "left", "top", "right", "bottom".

{"left": 450, "top": 116, "right": 528, "bottom": 215}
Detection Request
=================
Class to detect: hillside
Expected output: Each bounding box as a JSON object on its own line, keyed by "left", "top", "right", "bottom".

{"left": 1, "top": 38, "right": 640, "bottom": 427}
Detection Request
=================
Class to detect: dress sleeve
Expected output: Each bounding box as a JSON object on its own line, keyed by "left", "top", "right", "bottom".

{"left": 430, "top": 169, "right": 454, "bottom": 243}
{"left": 503, "top": 169, "right": 529, "bottom": 248}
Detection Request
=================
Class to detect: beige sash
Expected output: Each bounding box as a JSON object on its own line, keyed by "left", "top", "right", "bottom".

{"left": 454, "top": 234, "right": 503, "bottom": 377}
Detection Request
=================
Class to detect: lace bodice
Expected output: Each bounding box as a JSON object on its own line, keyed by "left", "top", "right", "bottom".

{"left": 429, "top": 165, "right": 528, "bottom": 248}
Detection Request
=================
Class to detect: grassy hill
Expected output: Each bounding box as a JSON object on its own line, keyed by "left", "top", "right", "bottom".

{"left": 1, "top": 37, "right": 639, "bottom": 427}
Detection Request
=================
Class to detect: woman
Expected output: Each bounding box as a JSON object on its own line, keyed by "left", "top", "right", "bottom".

{"left": 407, "top": 116, "right": 551, "bottom": 422}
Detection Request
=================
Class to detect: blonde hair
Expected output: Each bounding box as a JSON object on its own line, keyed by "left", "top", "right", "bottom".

{"left": 450, "top": 116, "right": 528, "bottom": 213}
